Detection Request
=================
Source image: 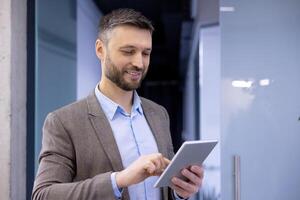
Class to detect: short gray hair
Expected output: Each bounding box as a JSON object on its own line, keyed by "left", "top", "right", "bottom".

{"left": 98, "top": 8, "right": 154, "bottom": 43}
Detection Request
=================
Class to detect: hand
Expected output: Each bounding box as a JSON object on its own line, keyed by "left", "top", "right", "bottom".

{"left": 170, "top": 165, "right": 204, "bottom": 199}
{"left": 116, "top": 153, "right": 170, "bottom": 188}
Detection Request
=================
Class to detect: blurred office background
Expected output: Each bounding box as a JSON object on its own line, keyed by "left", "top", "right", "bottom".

{"left": 0, "top": 0, "right": 300, "bottom": 199}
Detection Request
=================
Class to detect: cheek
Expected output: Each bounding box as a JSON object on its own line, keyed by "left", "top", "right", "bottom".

{"left": 143, "top": 57, "right": 150, "bottom": 67}
{"left": 112, "top": 55, "right": 130, "bottom": 67}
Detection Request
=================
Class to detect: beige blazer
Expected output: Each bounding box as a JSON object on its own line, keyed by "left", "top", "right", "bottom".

{"left": 32, "top": 93, "right": 175, "bottom": 200}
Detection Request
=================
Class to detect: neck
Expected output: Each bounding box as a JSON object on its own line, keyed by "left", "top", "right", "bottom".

{"left": 98, "top": 78, "right": 134, "bottom": 113}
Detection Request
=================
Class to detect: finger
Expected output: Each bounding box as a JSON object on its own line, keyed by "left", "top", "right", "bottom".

{"left": 182, "top": 169, "right": 202, "bottom": 186}
{"left": 155, "top": 154, "right": 167, "bottom": 172}
{"left": 144, "top": 161, "right": 156, "bottom": 174}
{"left": 190, "top": 165, "right": 204, "bottom": 178}
{"left": 158, "top": 156, "right": 164, "bottom": 169}
{"left": 151, "top": 157, "right": 162, "bottom": 172}
{"left": 149, "top": 154, "right": 170, "bottom": 174}
{"left": 160, "top": 156, "right": 169, "bottom": 170}
{"left": 163, "top": 157, "right": 171, "bottom": 165}
{"left": 171, "top": 177, "right": 198, "bottom": 194}
{"left": 170, "top": 184, "right": 189, "bottom": 199}
{"left": 156, "top": 157, "right": 170, "bottom": 173}
{"left": 152, "top": 155, "right": 167, "bottom": 175}
{"left": 158, "top": 154, "right": 166, "bottom": 170}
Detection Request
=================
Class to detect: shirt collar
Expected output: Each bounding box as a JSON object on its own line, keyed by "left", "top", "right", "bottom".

{"left": 94, "top": 84, "right": 143, "bottom": 120}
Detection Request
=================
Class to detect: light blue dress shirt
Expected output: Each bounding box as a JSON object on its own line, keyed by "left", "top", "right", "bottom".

{"left": 95, "top": 86, "right": 184, "bottom": 200}
{"left": 95, "top": 86, "right": 161, "bottom": 200}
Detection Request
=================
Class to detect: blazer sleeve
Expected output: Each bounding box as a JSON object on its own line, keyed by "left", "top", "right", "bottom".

{"left": 159, "top": 106, "right": 177, "bottom": 200}
{"left": 32, "top": 112, "right": 116, "bottom": 200}
{"left": 161, "top": 105, "right": 175, "bottom": 159}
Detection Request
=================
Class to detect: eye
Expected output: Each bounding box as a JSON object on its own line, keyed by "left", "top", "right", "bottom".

{"left": 142, "top": 51, "right": 151, "bottom": 56}
{"left": 122, "top": 50, "right": 135, "bottom": 55}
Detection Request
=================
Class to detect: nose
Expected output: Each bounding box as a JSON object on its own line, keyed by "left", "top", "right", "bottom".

{"left": 131, "top": 53, "right": 144, "bottom": 69}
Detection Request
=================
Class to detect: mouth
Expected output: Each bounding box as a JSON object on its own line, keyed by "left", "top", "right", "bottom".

{"left": 125, "top": 70, "right": 142, "bottom": 80}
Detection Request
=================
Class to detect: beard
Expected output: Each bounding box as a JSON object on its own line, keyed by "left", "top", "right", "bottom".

{"left": 104, "top": 54, "right": 147, "bottom": 91}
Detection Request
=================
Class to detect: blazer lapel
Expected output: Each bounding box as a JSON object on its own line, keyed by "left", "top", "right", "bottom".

{"left": 86, "top": 94, "right": 168, "bottom": 200}
{"left": 142, "top": 99, "right": 171, "bottom": 200}
{"left": 141, "top": 99, "right": 169, "bottom": 158}
{"left": 86, "top": 93, "right": 124, "bottom": 172}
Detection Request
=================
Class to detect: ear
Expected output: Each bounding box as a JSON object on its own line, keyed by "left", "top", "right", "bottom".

{"left": 95, "top": 39, "right": 106, "bottom": 61}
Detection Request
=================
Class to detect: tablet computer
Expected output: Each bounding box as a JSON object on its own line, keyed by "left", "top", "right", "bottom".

{"left": 154, "top": 140, "right": 218, "bottom": 188}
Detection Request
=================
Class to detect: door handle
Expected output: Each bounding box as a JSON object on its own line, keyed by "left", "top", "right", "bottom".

{"left": 234, "top": 155, "right": 241, "bottom": 200}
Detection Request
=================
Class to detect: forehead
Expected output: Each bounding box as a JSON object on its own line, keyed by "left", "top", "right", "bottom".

{"left": 107, "top": 25, "right": 152, "bottom": 49}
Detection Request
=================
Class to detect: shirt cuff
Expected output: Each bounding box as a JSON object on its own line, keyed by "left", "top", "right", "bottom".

{"left": 110, "top": 172, "right": 123, "bottom": 199}
{"left": 173, "top": 190, "right": 186, "bottom": 200}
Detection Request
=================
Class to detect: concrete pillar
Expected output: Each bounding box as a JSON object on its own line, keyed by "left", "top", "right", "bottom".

{"left": 0, "top": 0, "right": 27, "bottom": 199}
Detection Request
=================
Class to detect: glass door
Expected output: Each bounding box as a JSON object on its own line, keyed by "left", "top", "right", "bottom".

{"left": 199, "top": 25, "right": 221, "bottom": 200}
{"left": 221, "top": 0, "right": 300, "bottom": 199}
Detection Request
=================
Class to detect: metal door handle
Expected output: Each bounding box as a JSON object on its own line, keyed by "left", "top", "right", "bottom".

{"left": 234, "top": 155, "right": 241, "bottom": 200}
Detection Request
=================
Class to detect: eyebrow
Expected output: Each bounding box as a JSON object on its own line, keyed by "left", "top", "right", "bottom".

{"left": 119, "top": 45, "right": 152, "bottom": 51}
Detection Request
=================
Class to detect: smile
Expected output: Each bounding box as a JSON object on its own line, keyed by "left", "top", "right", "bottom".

{"left": 127, "top": 71, "right": 141, "bottom": 75}
{"left": 126, "top": 70, "right": 142, "bottom": 80}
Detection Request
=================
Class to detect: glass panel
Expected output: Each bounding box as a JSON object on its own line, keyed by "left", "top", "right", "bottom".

{"left": 221, "top": 0, "right": 300, "bottom": 199}
{"left": 76, "top": 0, "right": 101, "bottom": 99}
{"left": 199, "top": 26, "right": 221, "bottom": 200}
{"left": 35, "top": 0, "right": 77, "bottom": 172}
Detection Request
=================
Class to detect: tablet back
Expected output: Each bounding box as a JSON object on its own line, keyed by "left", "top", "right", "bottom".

{"left": 154, "top": 140, "right": 218, "bottom": 188}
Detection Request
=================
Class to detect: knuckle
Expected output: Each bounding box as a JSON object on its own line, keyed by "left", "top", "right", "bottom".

{"left": 192, "top": 176, "right": 198, "bottom": 183}
{"left": 189, "top": 184, "right": 196, "bottom": 192}
{"left": 183, "top": 192, "right": 189, "bottom": 198}
{"left": 195, "top": 179, "right": 201, "bottom": 186}
{"left": 188, "top": 185, "right": 194, "bottom": 192}
{"left": 193, "top": 186, "right": 198, "bottom": 193}
{"left": 199, "top": 180, "right": 203, "bottom": 188}
{"left": 183, "top": 181, "right": 190, "bottom": 189}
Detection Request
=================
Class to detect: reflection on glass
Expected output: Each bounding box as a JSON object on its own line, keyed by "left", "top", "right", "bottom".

{"left": 231, "top": 80, "right": 253, "bottom": 88}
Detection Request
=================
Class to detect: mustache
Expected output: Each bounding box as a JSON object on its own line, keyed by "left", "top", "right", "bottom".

{"left": 124, "top": 66, "right": 144, "bottom": 72}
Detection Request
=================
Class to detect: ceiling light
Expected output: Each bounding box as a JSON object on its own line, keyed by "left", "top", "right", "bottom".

{"left": 220, "top": 6, "right": 235, "bottom": 12}
{"left": 232, "top": 80, "right": 253, "bottom": 88}
{"left": 259, "top": 79, "right": 270, "bottom": 86}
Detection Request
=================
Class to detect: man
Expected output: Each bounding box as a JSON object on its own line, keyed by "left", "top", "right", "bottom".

{"left": 32, "top": 8, "right": 203, "bottom": 200}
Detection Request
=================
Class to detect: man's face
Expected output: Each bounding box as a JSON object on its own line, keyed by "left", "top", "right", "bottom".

{"left": 97, "top": 25, "right": 152, "bottom": 91}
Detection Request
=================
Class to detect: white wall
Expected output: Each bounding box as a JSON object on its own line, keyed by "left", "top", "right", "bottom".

{"left": 0, "top": 1, "right": 12, "bottom": 198}
{"left": 0, "top": 0, "right": 27, "bottom": 199}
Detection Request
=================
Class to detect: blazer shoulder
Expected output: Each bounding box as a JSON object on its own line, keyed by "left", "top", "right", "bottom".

{"left": 140, "top": 97, "right": 168, "bottom": 114}
{"left": 50, "top": 96, "right": 90, "bottom": 120}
